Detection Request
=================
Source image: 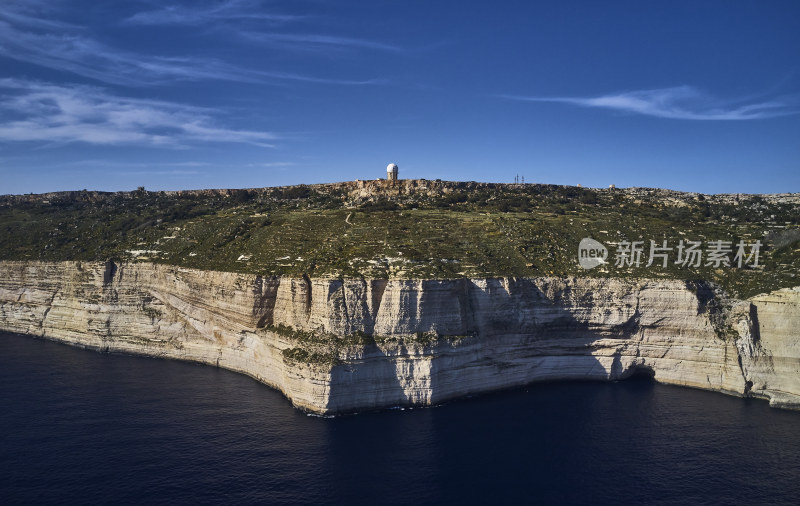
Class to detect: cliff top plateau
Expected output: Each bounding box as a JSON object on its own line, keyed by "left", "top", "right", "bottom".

{"left": 1, "top": 179, "right": 798, "bottom": 299}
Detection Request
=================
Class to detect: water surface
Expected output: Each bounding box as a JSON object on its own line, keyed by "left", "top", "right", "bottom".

{"left": 1, "top": 333, "right": 799, "bottom": 504}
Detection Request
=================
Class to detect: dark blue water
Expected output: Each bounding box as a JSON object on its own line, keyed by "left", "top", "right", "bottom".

{"left": 2, "top": 333, "right": 799, "bottom": 505}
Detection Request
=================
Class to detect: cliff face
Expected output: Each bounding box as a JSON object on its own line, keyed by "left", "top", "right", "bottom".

{"left": 734, "top": 289, "right": 800, "bottom": 408}
{"left": 1, "top": 260, "right": 798, "bottom": 414}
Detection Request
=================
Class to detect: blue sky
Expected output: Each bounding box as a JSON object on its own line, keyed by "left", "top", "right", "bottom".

{"left": 0, "top": 0, "right": 798, "bottom": 194}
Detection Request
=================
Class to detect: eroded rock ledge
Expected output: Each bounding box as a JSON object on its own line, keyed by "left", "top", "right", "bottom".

{"left": 1, "top": 260, "right": 798, "bottom": 414}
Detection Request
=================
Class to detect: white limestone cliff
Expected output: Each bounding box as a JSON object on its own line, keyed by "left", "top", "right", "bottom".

{"left": 0, "top": 260, "right": 797, "bottom": 414}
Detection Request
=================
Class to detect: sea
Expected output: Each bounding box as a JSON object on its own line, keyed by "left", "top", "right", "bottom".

{"left": 1, "top": 332, "right": 799, "bottom": 505}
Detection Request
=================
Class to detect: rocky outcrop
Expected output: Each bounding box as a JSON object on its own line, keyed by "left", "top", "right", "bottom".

{"left": 1, "top": 260, "right": 798, "bottom": 414}
{"left": 732, "top": 288, "right": 800, "bottom": 408}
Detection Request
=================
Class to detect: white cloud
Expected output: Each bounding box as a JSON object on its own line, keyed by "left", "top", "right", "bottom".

{"left": 0, "top": 4, "right": 79, "bottom": 31}
{"left": 0, "top": 5, "right": 384, "bottom": 87}
{"left": 63, "top": 160, "right": 211, "bottom": 169}
{"left": 503, "top": 86, "right": 798, "bottom": 120}
{"left": 125, "top": 0, "right": 299, "bottom": 26}
{"left": 115, "top": 169, "right": 204, "bottom": 176}
{"left": 127, "top": 1, "right": 401, "bottom": 54}
{"left": 245, "top": 162, "right": 296, "bottom": 169}
{"left": 0, "top": 78, "right": 277, "bottom": 147}
{"left": 241, "top": 32, "right": 402, "bottom": 53}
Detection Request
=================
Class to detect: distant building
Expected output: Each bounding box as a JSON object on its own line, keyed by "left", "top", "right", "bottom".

{"left": 387, "top": 163, "right": 399, "bottom": 181}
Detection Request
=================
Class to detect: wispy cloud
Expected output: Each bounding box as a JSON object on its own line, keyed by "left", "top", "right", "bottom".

{"left": 502, "top": 86, "right": 799, "bottom": 120}
{"left": 0, "top": 4, "right": 383, "bottom": 86}
{"left": 125, "top": 0, "right": 299, "bottom": 26}
{"left": 0, "top": 21, "right": 225, "bottom": 86}
{"left": 0, "top": 2, "right": 79, "bottom": 31}
{"left": 115, "top": 169, "right": 204, "bottom": 176}
{"left": 63, "top": 159, "right": 211, "bottom": 169}
{"left": 241, "top": 32, "right": 402, "bottom": 53}
{"left": 0, "top": 78, "right": 277, "bottom": 147}
{"left": 245, "top": 162, "right": 296, "bottom": 167}
{"left": 127, "top": 1, "right": 400, "bottom": 54}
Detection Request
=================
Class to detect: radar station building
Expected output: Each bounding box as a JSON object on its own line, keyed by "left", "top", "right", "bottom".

{"left": 386, "top": 163, "right": 399, "bottom": 181}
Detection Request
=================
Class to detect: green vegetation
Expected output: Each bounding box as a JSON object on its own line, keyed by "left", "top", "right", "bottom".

{"left": 281, "top": 347, "right": 339, "bottom": 368}
{"left": 1, "top": 180, "right": 798, "bottom": 299}
{"left": 275, "top": 324, "right": 474, "bottom": 367}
